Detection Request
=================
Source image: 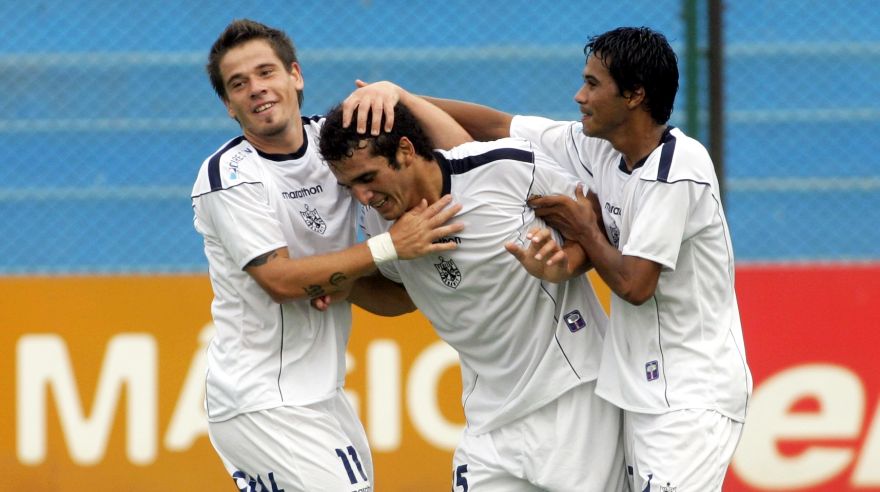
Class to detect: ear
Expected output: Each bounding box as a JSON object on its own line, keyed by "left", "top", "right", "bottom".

{"left": 396, "top": 136, "right": 416, "bottom": 167}
{"left": 289, "top": 61, "right": 304, "bottom": 91}
{"left": 624, "top": 86, "right": 646, "bottom": 109}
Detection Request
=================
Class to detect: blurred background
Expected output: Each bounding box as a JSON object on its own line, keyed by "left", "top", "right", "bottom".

{"left": 2, "top": 1, "right": 879, "bottom": 490}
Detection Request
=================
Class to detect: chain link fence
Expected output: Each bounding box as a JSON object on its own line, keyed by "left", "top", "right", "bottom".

{"left": 1, "top": 0, "right": 876, "bottom": 274}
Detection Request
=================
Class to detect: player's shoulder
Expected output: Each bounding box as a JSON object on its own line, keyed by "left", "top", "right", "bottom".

{"left": 192, "top": 136, "right": 264, "bottom": 197}
{"left": 437, "top": 137, "right": 537, "bottom": 173}
{"left": 639, "top": 127, "right": 716, "bottom": 185}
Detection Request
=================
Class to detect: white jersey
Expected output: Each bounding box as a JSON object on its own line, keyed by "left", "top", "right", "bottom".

{"left": 363, "top": 138, "right": 608, "bottom": 434}
{"left": 191, "top": 116, "right": 361, "bottom": 422}
{"left": 511, "top": 115, "right": 752, "bottom": 421}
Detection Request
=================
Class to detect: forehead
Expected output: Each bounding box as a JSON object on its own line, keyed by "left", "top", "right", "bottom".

{"left": 584, "top": 53, "right": 610, "bottom": 78}
{"left": 330, "top": 145, "right": 389, "bottom": 182}
{"left": 219, "top": 39, "right": 282, "bottom": 79}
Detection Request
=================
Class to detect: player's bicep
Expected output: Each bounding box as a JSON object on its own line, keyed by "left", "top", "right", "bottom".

{"left": 244, "top": 247, "right": 290, "bottom": 292}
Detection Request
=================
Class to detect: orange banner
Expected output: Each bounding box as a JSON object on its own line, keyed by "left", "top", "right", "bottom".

{"left": 3, "top": 266, "right": 879, "bottom": 491}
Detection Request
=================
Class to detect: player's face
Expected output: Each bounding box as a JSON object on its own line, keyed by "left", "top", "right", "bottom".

{"left": 574, "top": 53, "right": 630, "bottom": 140}
{"left": 330, "top": 144, "right": 417, "bottom": 221}
{"left": 219, "top": 39, "right": 304, "bottom": 142}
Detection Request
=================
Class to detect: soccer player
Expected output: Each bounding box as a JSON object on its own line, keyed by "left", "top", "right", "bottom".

{"left": 190, "top": 19, "right": 463, "bottom": 491}
{"left": 319, "top": 98, "right": 627, "bottom": 492}
{"left": 414, "top": 26, "right": 752, "bottom": 492}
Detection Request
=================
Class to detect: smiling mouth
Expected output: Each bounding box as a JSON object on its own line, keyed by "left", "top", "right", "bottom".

{"left": 254, "top": 102, "right": 275, "bottom": 113}
{"left": 370, "top": 197, "right": 388, "bottom": 208}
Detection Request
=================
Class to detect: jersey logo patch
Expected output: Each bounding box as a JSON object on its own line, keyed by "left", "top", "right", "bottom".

{"left": 646, "top": 360, "right": 660, "bottom": 381}
{"left": 434, "top": 256, "right": 462, "bottom": 289}
{"left": 564, "top": 310, "right": 586, "bottom": 332}
{"left": 609, "top": 220, "right": 620, "bottom": 248}
{"left": 299, "top": 204, "right": 327, "bottom": 234}
{"left": 660, "top": 483, "right": 678, "bottom": 492}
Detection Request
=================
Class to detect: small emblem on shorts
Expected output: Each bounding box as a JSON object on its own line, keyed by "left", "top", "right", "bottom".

{"left": 564, "top": 310, "right": 586, "bottom": 332}
{"left": 434, "top": 256, "right": 462, "bottom": 289}
{"left": 646, "top": 360, "right": 659, "bottom": 381}
{"left": 299, "top": 204, "right": 327, "bottom": 234}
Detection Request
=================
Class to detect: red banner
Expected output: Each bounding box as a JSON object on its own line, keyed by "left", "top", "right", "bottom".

{"left": 729, "top": 264, "right": 880, "bottom": 491}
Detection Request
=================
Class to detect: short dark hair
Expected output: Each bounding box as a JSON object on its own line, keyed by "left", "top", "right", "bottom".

{"left": 319, "top": 102, "right": 435, "bottom": 168}
{"left": 206, "top": 19, "right": 304, "bottom": 106}
{"left": 585, "top": 27, "right": 679, "bottom": 124}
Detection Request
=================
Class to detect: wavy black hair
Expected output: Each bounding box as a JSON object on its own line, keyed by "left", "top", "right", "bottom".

{"left": 319, "top": 102, "right": 435, "bottom": 169}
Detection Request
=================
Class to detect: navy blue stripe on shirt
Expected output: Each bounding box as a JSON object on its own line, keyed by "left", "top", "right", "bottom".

{"left": 434, "top": 147, "right": 535, "bottom": 195}
{"left": 207, "top": 136, "right": 246, "bottom": 191}
{"left": 657, "top": 128, "right": 677, "bottom": 183}
{"left": 449, "top": 147, "right": 534, "bottom": 174}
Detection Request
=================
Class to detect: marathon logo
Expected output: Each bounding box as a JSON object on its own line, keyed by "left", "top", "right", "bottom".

{"left": 282, "top": 185, "right": 324, "bottom": 199}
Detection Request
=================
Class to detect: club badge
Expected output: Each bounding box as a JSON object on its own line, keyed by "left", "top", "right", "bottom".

{"left": 299, "top": 204, "right": 327, "bottom": 235}
{"left": 434, "top": 256, "right": 462, "bottom": 289}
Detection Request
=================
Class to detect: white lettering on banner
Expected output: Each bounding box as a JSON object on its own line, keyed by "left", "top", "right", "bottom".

{"left": 16, "top": 334, "right": 157, "bottom": 465}
{"left": 732, "top": 363, "right": 873, "bottom": 489}
{"left": 14, "top": 330, "right": 463, "bottom": 467}
{"left": 853, "top": 399, "right": 880, "bottom": 486}
{"left": 367, "top": 340, "right": 401, "bottom": 451}
{"left": 164, "top": 323, "right": 213, "bottom": 451}
{"left": 406, "top": 341, "right": 463, "bottom": 449}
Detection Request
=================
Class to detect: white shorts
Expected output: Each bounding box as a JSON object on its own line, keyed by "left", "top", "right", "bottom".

{"left": 452, "top": 381, "right": 627, "bottom": 492}
{"left": 208, "top": 389, "right": 373, "bottom": 492}
{"left": 624, "top": 409, "right": 743, "bottom": 492}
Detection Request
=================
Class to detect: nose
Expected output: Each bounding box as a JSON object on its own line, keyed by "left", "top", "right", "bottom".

{"left": 351, "top": 184, "right": 372, "bottom": 205}
{"left": 249, "top": 77, "right": 268, "bottom": 97}
{"left": 574, "top": 85, "right": 587, "bottom": 105}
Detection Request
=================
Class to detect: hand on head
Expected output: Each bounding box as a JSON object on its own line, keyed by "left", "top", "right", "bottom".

{"left": 341, "top": 80, "right": 403, "bottom": 136}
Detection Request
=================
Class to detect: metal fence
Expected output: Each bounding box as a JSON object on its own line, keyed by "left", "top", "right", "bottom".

{"left": 1, "top": 0, "right": 877, "bottom": 274}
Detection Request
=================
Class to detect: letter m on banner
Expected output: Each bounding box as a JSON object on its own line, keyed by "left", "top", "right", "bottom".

{"left": 16, "top": 334, "right": 157, "bottom": 465}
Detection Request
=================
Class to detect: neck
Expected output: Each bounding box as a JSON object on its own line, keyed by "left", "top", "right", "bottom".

{"left": 412, "top": 156, "right": 444, "bottom": 205}
{"left": 611, "top": 123, "right": 668, "bottom": 171}
{"left": 244, "top": 118, "right": 305, "bottom": 155}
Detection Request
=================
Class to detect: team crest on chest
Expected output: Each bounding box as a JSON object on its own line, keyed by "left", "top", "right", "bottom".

{"left": 299, "top": 204, "right": 326, "bottom": 234}
{"left": 434, "top": 256, "right": 462, "bottom": 289}
{"left": 609, "top": 220, "right": 620, "bottom": 248}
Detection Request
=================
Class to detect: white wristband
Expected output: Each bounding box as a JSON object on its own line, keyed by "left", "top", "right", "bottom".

{"left": 367, "top": 232, "right": 398, "bottom": 265}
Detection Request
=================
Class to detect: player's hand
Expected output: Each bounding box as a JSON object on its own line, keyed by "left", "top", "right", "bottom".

{"left": 505, "top": 227, "right": 571, "bottom": 282}
{"left": 309, "top": 289, "right": 351, "bottom": 312}
{"left": 341, "top": 80, "right": 402, "bottom": 135}
{"left": 528, "top": 184, "right": 599, "bottom": 241}
{"left": 389, "top": 194, "right": 465, "bottom": 259}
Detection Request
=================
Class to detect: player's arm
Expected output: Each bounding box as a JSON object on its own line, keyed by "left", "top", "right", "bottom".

{"left": 247, "top": 195, "right": 465, "bottom": 303}
{"left": 422, "top": 97, "right": 514, "bottom": 142}
{"left": 530, "top": 188, "right": 661, "bottom": 304}
{"left": 347, "top": 272, "right": 415, "bottom": 316}
{"left": 342, "top": 80, "right": 472, "bottom": 149}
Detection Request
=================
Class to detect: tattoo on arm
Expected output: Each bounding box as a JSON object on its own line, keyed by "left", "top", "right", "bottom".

{"left": 246, "top": 250, "right": 278, "bottom": 268}
{"left": 303, "top": 285, "right": 326, "bottom": 298}
{"left": 329, "top": 272, "right": 347, "bottom": 286}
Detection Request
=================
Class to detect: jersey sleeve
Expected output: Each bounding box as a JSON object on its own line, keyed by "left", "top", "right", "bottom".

{"left": 194, "top": 183, "right": 288, "bottom": 270}
{"left": 510, "top": 115, "right": 594, "bottom": 188}
{"left": 621, "top": 179, "right": 693, "bottom": 270}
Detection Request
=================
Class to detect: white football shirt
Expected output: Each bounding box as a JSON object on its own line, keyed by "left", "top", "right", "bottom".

{"left": 191, "top": 116, "right": 361, "bottom": 422}
{"left": 511, "top": 116, "right": 752, "bottom": 421}
{"left": 363, "top": 138, "right": 608, "bottom": 434}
